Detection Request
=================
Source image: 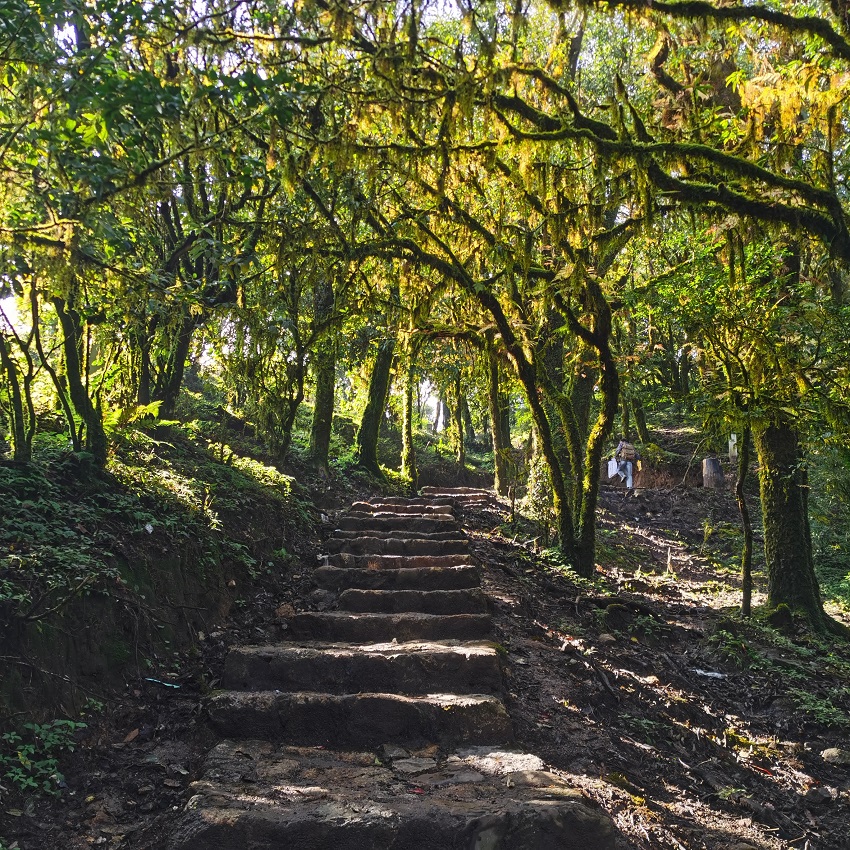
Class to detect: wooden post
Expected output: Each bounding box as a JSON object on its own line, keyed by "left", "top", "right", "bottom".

{"left": 702, "top": 457, "right": 724, "bottom": 489}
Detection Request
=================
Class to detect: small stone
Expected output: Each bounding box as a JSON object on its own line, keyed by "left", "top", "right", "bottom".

{"left": 603, "top": 604, "right": 633, "bottom": 631}
{"left": 380, "top": 744, "right": 409, "bottom": 760}
{"left": 804, "top": 786, "right": 836, "bottom": 805}
{"left": 307, "top": 589, "right": 336, "bottom": 610}
{"left": 455, "top": 748, "right": 545, "bottom": 775}
{"left": 598, "top": 633, "right": 617, "bottom": 644}
{"left": 822, "top": 748, "right": 850, "bottom": 765}
{"left": 415, "top": 770, "right": 485, "bottom": 787}
{"left": 393, "top": 757, "right": 438, "bottom": 775}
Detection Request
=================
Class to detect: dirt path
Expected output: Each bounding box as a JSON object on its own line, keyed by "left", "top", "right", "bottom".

{"left": 471, "top": 485, "right": 850, "bottom": 850}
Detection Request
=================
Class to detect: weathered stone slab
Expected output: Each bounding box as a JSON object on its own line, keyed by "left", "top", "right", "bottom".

{"left": 222, "top": 641, "right": 503, "bottom": 695}
{"left": 207, "top": 691, "right": 513, "bottom": 748}
{"left": 337, "top": 588, "right": 489, "bottom": 615}
{"left": 329, "top": 529, "right": 467, "bottom": 542}
{"left": 326, "top": 536, "right": 470, "bottom": 556}
{"left": 170, "top": 742, "right": 617, "bottom": 850}
{"left": 313, "top": 564, "right": 480, "bottom": 591}
{"left": 338, "top": 514, "right": 460, "bottom": 533}
{"left": 283, "top": 611, "right": 491, "bottom": 642}
{"left": 351, "top": 501, "right": 454, "bottom": 515}
{"left": 325, "top": 553, "right": 473, "bottom": 569}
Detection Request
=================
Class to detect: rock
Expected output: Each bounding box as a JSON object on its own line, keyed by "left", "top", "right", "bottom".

{"left": 822, "top": 747, "right": 850, "bottom": 765}
{"left": 450, "top": 747, "right": 545, "bottom": 775}
{"left": 603, "top": 604, "right": 633, "bottom": 631}
{"left": 307, "top": 589, "right": 336, "bottom": 610}
{"left": 392, "top": 757, "right": 438, "bottom": 775}
{"left": 804, "top": 785, "right": 836, "bottom": 805}
{"left": 597, "top": 634, "right": 617, "bottom": 645}
{"left": 380, "top": 744, "right": 410, "bottom": 760}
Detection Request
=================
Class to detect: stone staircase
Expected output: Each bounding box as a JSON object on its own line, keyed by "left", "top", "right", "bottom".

{"left": 171, "top": 488, "right": 616, "bottom": 849}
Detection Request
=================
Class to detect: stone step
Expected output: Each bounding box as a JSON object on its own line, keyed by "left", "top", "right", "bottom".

{"left": 421, "top": 487, "right": 494, "bottom": 497}
{"left": 284, "top": 612, "right": 491, "bottom": 642}
{"left": 338, "top": 514, "right": 459, "bottom": 533}
{"left": 372, "top": 496, "right": 456, "bottom": 507}
{"left": 326, "top": 553, "right": 473, "bottom": 569}
{"left": 338, "top": 588, "right": 489, "bottom": 615}
{"left": 419, "top": 487, "right": 496, "bottom": 505}
{"left": 207, "top": 691, "right": 513, "bottom": 748}
{"left": 326, "top": 536, "right": 470, "bottom": 557}
{"left": 351, "top": 501, "right": 454, "bottom": 516}
{"left": 314, "top": 564, "right": 480, "bottom": 591}
{"left": 222, "top": 641, "right": 503, "bottom": 695}
{"left": 330, "top": 528, "right": 465, "bottom": 542}
{"left": 172, "top": 742, "right": 617, "bottom": 850}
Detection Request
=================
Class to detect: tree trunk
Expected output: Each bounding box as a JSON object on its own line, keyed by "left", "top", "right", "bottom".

{"left": 277, "top": 350, "right": 306, "bottom": 459}
{"left": 574, "top": 318, "right": 619, "bottom": 578}
{"left": 461, "top": 396, "right": 475, "bottom": 445}
{"left": 401, "top": 351, "right": 417, "bottom": 492}
{"left": 754, "top": 417, "right": 826, "bottom": 629}
{"left": 570, "top": 344, "right": 596, "bottom": 440}
{"left": 31, "top": 287, "right": 80, "bottom": 451}
{"left": 736, "top": 425, "right": 753, "bottom": 617}
{"left": 52, "top": 297, "right": 106, "bottom": 466}
{"left": 156, "top": 312, "right": 197, "bottom": 417}
{"left": 487, "top": 338, "right": 509, "bottom": 495}
{"left": 633, "top": 393, "right": 650, "bottom": 443}
{"left": 309, "top": 276, "right": 335, "bottom": 470}
{"left": 136, "top": 329, "right": 152, "bottom": 406}
{"left": 356, "top": 338, "right": 395, "bottom": 475}
{"left": 309, "top": 341, "right": 335, "bottom": 471}
{"left": 0, "top": 335, "right": 29, "bottom": 462}
{"left": 621, "top": 392, "right": 631, "bottom": 441}
{"left": 452, "top": 372, "right": 465, "bottom": 469}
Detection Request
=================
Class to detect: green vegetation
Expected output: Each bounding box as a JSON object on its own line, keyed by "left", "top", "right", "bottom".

{"left": 0, "top": 719, "right": 86, "bottom": 796}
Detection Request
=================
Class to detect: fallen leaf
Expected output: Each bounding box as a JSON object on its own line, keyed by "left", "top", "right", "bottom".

{"left": 123, "top": 728, "right": 140, "bottom": 743}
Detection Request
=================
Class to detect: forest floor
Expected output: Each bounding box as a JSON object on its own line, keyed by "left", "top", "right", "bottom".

{"left": 2, "top": 432, "right": 850, "bottom": 850}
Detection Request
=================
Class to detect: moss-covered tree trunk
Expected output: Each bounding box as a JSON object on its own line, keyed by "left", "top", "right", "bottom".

{"left": 277, "top": 347, "right": 305, "bottom": 459}
{"left": 620, "top": 394, "right": 630, "bottom": 441}
{"left": 356, "top": 338, "right": 395, "bottom": 475}
{"left": 52, "top": 297, "right": 107, "bottom": 466}
{"left": 461, "top": 396, "right": 474, "bottom": 446}
{"left": 31, "top": 287, "right": 80, "bottom": 452}
{"left": 452, "top": 372, "right": 465, "bottom": 470}
{"left": 736, "top": 424, "right": 754, "bottom": 617}
{"left": 487, "top": 337, "right": 510, "bottom": 495}
{"left": 754, "top": 417, "right": 826, "bottom": 629}
{"left": 309, "top": 278, "right": 336, "bottom": 472}
{"left": 309, "top": 344, "right": 335, "bottom": 471}
{"left": 401, "top": 354, "right": 417, "bottom": 492}
{"left": 632, "top": 393, "right": 650, "bottom": 444}
{"left": 0, "top": 335, "right": 29, "bottom": 462}
{"left": 156, "top": 312, "right": 197, "bottom": 418}
{"left": 570, "top": 343, "right": 596, "bottom": 440}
